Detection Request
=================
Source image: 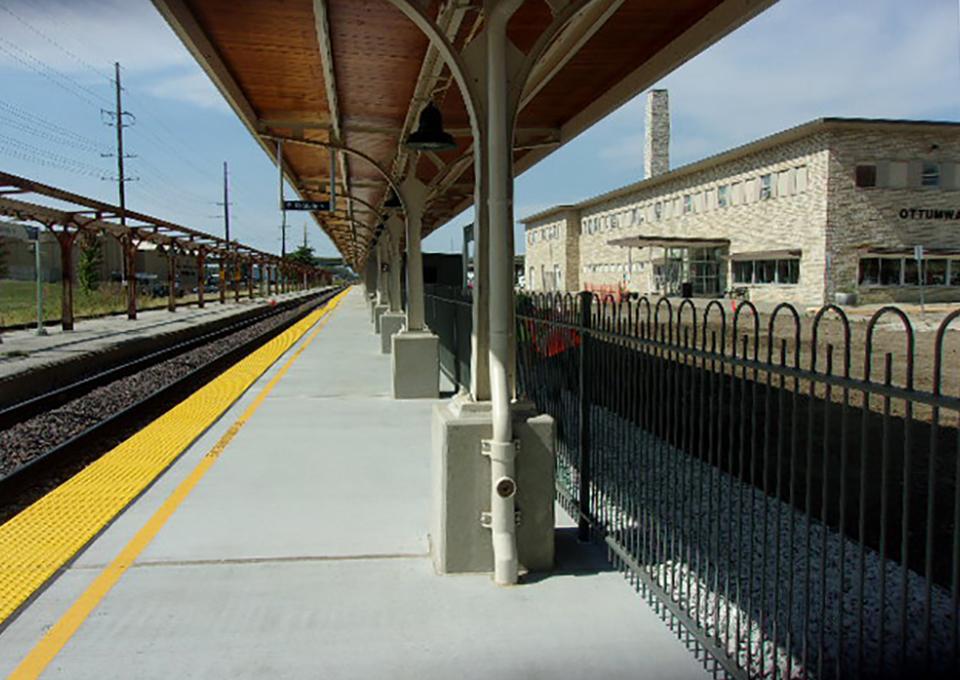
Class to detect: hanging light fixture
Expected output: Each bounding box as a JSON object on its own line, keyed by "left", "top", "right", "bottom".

{"left": 385, "top": 190, "right": 401, "bottom": 209}
{"left": 404, "top": 101, "right": 456, "bottom": 151}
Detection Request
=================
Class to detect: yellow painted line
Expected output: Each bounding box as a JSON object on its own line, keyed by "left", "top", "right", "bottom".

{"left": 8, "top": 288, "right": 348, "bottom": 679}
{"left": 0, "top": 288, "right": 350, "bottom": 639}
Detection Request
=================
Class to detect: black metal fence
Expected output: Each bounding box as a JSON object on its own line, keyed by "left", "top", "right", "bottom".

{"left": 425, "top": 285, "right": 960, "bottom": 680}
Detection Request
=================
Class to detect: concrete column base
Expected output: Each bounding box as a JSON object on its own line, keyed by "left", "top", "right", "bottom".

{"left": 430, "top": 394, "right": 555, "bottom": 576}
{"left": 391, "top": 330, "right": 439, "bottom": 399}
{"left": 368, "top": 296, "right": 378, "bottom": 323}
{"left": 373, "top": 304, "right": 388, "bottom": 333}
{"left": 379, "top": 311, "right": 405, "bottom": 354}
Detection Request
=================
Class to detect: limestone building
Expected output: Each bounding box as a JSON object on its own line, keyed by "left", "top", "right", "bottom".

{"left": 522, "top": 92, "right": 960, "bottom": 305}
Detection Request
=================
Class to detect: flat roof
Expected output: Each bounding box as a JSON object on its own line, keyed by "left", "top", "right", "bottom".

{"left": 522, "top": 117, "right": 960, "bottom": 225}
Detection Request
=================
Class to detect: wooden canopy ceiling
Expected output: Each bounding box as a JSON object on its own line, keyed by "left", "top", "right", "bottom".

{"left": 152, "top": 0, "right": 776, "bottom": 265}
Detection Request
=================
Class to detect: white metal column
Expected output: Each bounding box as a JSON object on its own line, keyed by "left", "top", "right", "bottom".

{"left": 485, "top": 0, "right": 522, "bottom": 586}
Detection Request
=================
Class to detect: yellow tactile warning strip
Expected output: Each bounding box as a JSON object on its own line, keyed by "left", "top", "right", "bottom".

{"left": 0, "top": 288, "right": 349, "bottom": 629}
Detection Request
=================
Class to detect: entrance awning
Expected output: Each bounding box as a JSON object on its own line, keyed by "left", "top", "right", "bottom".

{"left": 727, "top": 248, "right": 802, "bottom": 260}
{"left": 861, "top": 246, "right": 960, "bottom": 256}
{"left": 608, "top": 235, "right": 730, "bottom": 249}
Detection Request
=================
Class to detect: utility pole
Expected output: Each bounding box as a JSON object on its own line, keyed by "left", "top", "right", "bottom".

{"left": 216, "top": 161, "right": 233, "bottom": 303}
{"left": 223, "top": 161, "right": 231, "bottom": 243}
{"left": 302, "top": 221, "right": 308, "bottom": 249}
{"left": 114, "top": 62, "right": 127, "bottom": 231}
{"left": 102, "top": 62, "right": 138, "bottom": 318}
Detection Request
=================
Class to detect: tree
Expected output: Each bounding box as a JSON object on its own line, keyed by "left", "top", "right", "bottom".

{"left": 77, "top": 231, "right": 103, "bottom": 293}
{"left": 286, "top": 244, "right": 319, "bottom": 268}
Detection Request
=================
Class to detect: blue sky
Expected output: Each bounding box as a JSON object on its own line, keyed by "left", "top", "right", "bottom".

{"left": 1, "top": 0, "right": 958, "bottom": 259}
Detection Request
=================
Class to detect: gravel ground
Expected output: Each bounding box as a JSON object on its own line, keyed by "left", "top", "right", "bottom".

{"left": 576, "top": 406, "right": 958, "bottom": 679}
{"left": 0, "top": 296, "right": 324, "bottom": 477}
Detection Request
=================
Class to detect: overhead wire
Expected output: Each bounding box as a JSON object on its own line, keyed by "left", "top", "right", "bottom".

{"left": 0, "top": 38, "right": 108, "bottom": 110}
{"left": 0, "top": 9, "right": 279, "bottom": 250}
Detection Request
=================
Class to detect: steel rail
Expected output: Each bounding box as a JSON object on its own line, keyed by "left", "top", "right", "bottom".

{"left": 0, "top": 291, "right": 332, "bottom": 427}
{"left": 0, "top": 287, "right": 344, "bottom": 500}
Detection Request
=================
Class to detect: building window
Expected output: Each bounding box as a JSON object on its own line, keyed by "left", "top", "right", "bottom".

{"left": 859, "top": 258, "right": 880, "bottom": 285}
{"left": 860, "top": 256, "right": 960, "bottom": 287}
{"left": 610, "top": 214, "right": 619, "bottom": 229}
{"left": 888, "top": 161, "right": 908, "bottom": 188}
{"left": 733, "top": 258, "right": 800, "bottom": 284}
{"left": 683, "top": 194, "right": 692, "bottom": 214}
{"left": 654, "top": 202, "right": 663, "bottom": 220}
{"left": 922, "top": 162, "right": 940, "bottom": 187}
{"left": 759, "top": 174, "right": 773, "bottom": 200}
{"left": 777, "top": 259, "right": 800, "bottom": 284}
{"left": 778, "top": 170, "right": 793, "bottom": 196}
{"left": 859, "top": 258, "right": 904, "bottom": 286}
{"left": 717, "top": 185, "right": 729, "bottom": 208}
{"left": 796, "top": 166, "right": 809, "bottom": 193}
{"left": 731, "top": 182, "right": 742, "bottom": 205}
{"left": 881, "top": 258, "right": 903, "bottom": 285}
{"left": 855, "top": 164, "right": 877, "bottom": 188}
{"left": 904, "top": 257, "right": 920, "bottom": 285}
{"left": 926, "top": 259, "right": 948, "bottom": 285}
{"left": 733, "top": 261, "right": 753, "bottom": 284}
{"left": 755, "top": 259, "right": 776, "bottom": 283}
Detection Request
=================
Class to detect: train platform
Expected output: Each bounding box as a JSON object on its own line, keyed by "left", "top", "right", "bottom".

{"left": 0, "top": 287, "right": 705, "bottom": 679}
{"left": 0, "top": 289, "right": 321, "bottom": 405}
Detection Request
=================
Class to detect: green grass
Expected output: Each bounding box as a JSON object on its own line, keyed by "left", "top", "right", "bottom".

{"left": 0, "top": 280, "right": 203, "bottom": 328}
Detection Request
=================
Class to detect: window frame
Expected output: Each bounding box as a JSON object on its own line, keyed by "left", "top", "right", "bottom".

{"left": 921, "top": 162, "right": 940, "bottom": 188}
{"left": 855, "top": 164, "right": 878, "bottom": 188}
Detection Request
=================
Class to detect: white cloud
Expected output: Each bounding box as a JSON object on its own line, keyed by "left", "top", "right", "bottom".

{"left": 0, "top": 0, "right": 228, "bottom": 112}
{"left": 144, "top": 71, "right": 229, "bottom": 112}
{"left": 0, "top": 1, "right": 191, "bottom": 75}
{"left": 596, "top": 0, "right": 960, "bottom": 169}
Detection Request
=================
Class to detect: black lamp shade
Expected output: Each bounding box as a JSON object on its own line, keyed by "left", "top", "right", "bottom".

{"left": 385, "top": 191, "right": 401, "bottom": 208}
{"left": 405, "top": 101, "right": 456, "bottom": 151}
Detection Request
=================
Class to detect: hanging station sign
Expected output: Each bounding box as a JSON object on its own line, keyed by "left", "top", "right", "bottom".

{"left": 282, "top": 200, "right": 330, "bottom": 212}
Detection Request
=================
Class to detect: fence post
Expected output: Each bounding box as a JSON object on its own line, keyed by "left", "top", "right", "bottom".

{"left": 577, "top": 290, "right": 592, "bottom": 541}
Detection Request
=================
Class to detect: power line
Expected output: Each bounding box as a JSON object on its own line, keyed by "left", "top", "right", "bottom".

{"left": 0, "top": 98, "right": 107, "bottom": 150}
{"left": 0, "top": 2, "right": 114, "bottom": 83}
{"left": 0, "top": 37, "right": 108, "bottom": 109}
{"left": 0, "top": 111, "right": 108, "bottom": 154}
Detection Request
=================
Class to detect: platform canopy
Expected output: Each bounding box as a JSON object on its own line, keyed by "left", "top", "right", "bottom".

{"left": 152, "top": 0, "right": 776, "bottom": 265}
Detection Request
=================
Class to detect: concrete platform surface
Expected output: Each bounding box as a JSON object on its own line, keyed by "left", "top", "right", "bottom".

{"left": 0, "top": 287, "right": 706, "bottom": 679}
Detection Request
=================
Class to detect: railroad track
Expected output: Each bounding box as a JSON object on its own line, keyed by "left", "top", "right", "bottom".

{"left": 0, "top": 287, "right": 344, "bottom": 515}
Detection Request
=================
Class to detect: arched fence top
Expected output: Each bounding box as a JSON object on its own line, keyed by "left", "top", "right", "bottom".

{"left": 731, "top": 300, "right": 760, "bottom": 360}
{"left": 864, "top": 306, "right": 916, "bottom": 387}
{"left": 933, "top": 308, "right": 960, "bottom": 396}
{"left": 810, "top": 303, "right": 851, "bottom": 375}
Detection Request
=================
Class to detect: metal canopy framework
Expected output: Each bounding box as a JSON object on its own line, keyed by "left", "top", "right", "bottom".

{"left": 0, "top": 170, "right": 322, "bottom": 329}
{"left": 151, "top": 0, "right": 776, "bottom": 266}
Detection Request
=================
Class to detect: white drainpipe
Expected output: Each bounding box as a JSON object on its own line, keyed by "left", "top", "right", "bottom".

{"left": 486, "top": 0, "right": 522, "bottom": 586}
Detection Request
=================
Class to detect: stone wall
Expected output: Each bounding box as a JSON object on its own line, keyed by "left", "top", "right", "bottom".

{"left": 523, "top": 121, "right": 960, "bottom": 306}
{"left": 825, "top": 126, "right": 960, "bottom": 303}
{"left": 574, "top": 133, "right": 830, "bottom": 305}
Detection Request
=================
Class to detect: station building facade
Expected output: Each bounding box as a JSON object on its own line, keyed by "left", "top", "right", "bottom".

{"left": 523, "top": 116, "right": 960, "bottom": 306}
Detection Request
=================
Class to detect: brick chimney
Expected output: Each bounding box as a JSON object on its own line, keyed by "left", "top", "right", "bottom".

{"left": 644, "top": 89, "right": 669, "bottom": 179}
